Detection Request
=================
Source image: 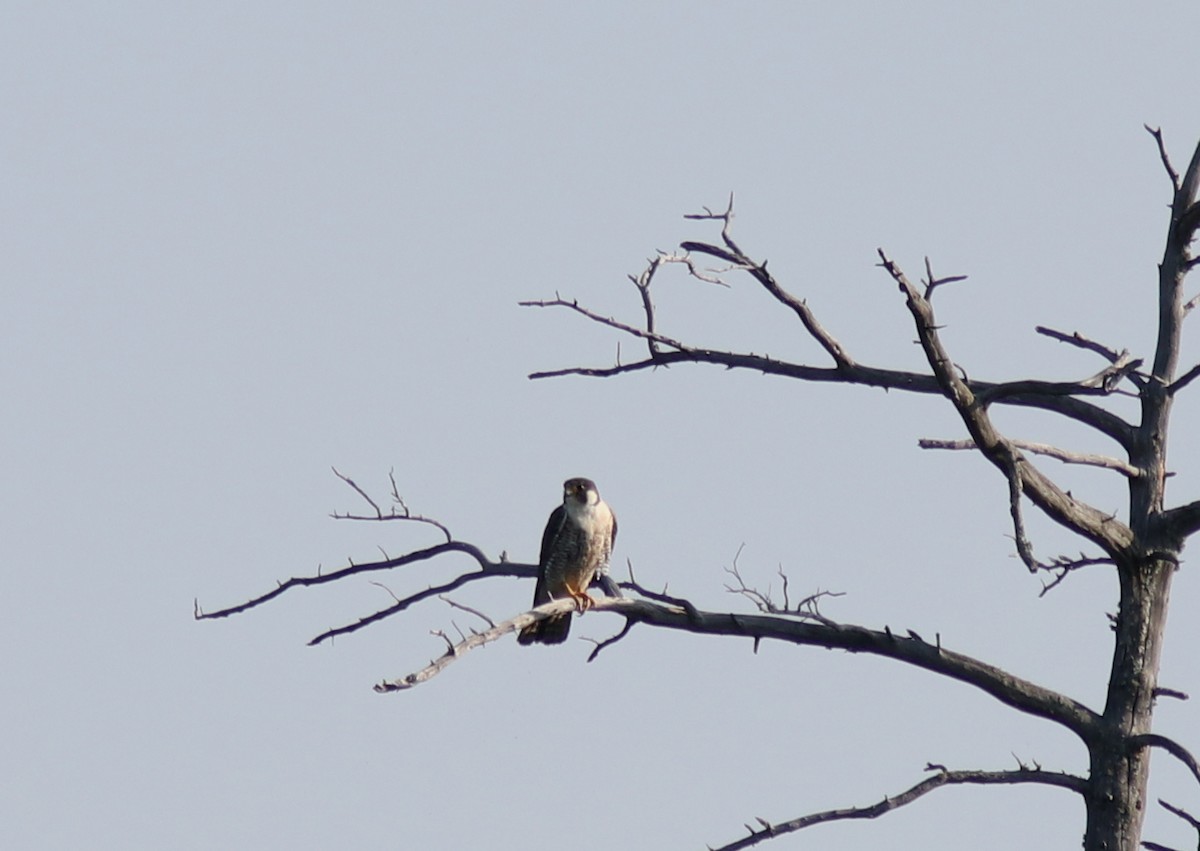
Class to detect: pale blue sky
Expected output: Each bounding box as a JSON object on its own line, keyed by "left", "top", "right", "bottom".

{"left": 4, "top": 3, "right": 1200, "bottom": 849}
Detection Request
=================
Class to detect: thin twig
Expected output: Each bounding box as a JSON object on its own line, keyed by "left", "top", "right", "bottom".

{"left": 332, "top": 467, "right": 383, "bottom": 516}
{"left": 1035, "top": 554, "right": 1114, "bottom": 596}
{"left": 923, "top": 256, "right": 968, "bottom": 300}
{"left": 329, "top": 468, "right": 452, "bottom": 542}
{"left": 439, "top": 595, "right": 496, "bottom": 629}
{"left": 920, "top": 437, "right": 1140, "bottom": 478}
{"left": 723, "top": 559, "right": 842, "bottom": 622}
{"left": 1147, "top": 125, "right": 1182, "bottom": 192}
{"left": 585, "top": 619, "right": 636, "bottom": 663}
{"left": 518, "top": 297, "right": 693, "bottom": 352}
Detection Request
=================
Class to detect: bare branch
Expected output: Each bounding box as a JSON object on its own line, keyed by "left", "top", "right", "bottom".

{"left": 439, "top": 595, "right": 496, "bottom": 629}
{"left": 1159, "top": 499, "right": 1200, "bottom": 541}
{"left": 709, "top": 765, "right": 1085, "bottom": 851}
{"left": 1147, "top": 125, "right": 1183, "bottom": 193}
{"left": 1134, "top": 734, "right": 1200, "bottom": 787}
{"left": 1144, "top": 801, "right": 1200, "bottom": 851}
{"left": 375, "top": 597, "right": 584, "bottom": 691}
{"left": 1036, "top": 326, "right": 1146, "bottom": 391}
{"left": 619, "top": 580, "right": 701, "bottom": 621}
{"left": 627, "top": 251, "right": 729, "bottom": 360}
{"left": 977, "top": 350, "right": 1144, "bottom": 402}
{"left": 584, "top": 618, "right": 635, "bottom": 663}
{"left": 723, "top": 559, "right": 842, "bottom": 623}
{"left": 1036, "top": 325, "right": 1131, "bottom": 361}
{"left": 922, "top": 256, "right": 969, "bottom": 300}
{"left": 376, "top": 593, "right": 1100, "bottom": 738}
{"left": 329, "top": 468, "right": 452, "bottom": 542}
{"left": 920, "top": 437, "right": 1140, "bottom": 478}
{"left": 679, "top": 239, "right": 855, "bottom": 368}
{"left": 879, "top": 249, "right": 1134, "bottom": 560}
{"left": 332, "top": 466, "right": 383, "bottom": 516}
{"left": 1035, "top": 554, "right": 1116, "bottom": 596}
{"left": 194, "top": 540, "right": 524, "bottom": 624}
{"left": 1169, "top": 362, "right": 1200, "bottom": 395}
{"left": 525, "top": 219, "right": 1139, "bottom": 451}
{"left": 309, "top": 567, "right": 516, "bottom": 646}
{"left": 1154, "top": 688, "right": 1191, "bottom": 702}
{"left": 1006, "top": 470, "right": 1038, "bottom": 571}
{"left": 518, "top": 296, "right": 693, "bottom": 352}
{"left": 684, "top": 192, "right": 743, "bottom": 255}
{"left": 525, "top": 318, "right": 1136, "bottom": 449}
{"left": 1160, "top": 799, "right": 1200, "bottom": 831}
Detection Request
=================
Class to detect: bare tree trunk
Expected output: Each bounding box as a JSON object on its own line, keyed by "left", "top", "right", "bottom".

{"left": 1084, "top": 559, "right": 1175, "bottom": 850}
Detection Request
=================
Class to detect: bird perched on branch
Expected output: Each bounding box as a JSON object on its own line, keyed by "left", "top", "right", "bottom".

{"left": 517, "top": 477, "right": 617, "bottom": 645}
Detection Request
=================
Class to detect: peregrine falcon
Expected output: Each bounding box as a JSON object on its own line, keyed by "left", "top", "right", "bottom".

{"left": 517, "top": 477, "right": 617, "bottom": 645}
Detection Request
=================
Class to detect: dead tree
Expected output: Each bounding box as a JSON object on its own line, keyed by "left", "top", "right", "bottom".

{"left": 197, "top": 128, "right": 1200, "bottom": 850}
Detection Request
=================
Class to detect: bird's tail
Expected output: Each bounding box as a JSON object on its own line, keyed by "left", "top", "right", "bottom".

{"left": 517, "top": 613, "right": 571, "bottom": 645}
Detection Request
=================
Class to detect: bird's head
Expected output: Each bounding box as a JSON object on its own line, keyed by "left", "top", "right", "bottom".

{"left": 563, "top": 477, "right": 601, "bottom": 507}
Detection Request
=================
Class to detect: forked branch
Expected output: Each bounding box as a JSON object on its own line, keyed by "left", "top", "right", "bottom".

{"left": 192, "top": 538, "right": 529, "bottom": 629}
{"left": 1035, "top": 326, "right": 1146, "bottom": 392}
{"left": 524, "top": 201, "right": 1137, "bottom": 453}
{"left": 194, "top": 472, "right": 538, "bottom": 643}
{"left": 879, "top": 250, "right": 1134, "bottom": 561}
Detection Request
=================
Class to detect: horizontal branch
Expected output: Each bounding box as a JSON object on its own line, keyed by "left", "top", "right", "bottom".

{"left": 976, "top": 352, "right": 1143, "bottom": 404}
{"left": 379, "top": 595, "right": 1101, "bottom": 739}
{"left": 919, "top": 437, "right": 1141, "bottom": 478}
{"left": 526, "top": 341, "right": 1135, "bottom": 449}
{"left": 710, "top": 765, "right": 1085, "bottom": 851}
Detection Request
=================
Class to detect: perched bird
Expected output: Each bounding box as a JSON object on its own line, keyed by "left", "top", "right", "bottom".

{"left": 517, "top": 477, "right": 617, "bottom": 645}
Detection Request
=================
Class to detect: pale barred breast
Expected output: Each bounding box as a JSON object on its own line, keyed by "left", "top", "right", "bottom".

{"left": 549, "top": 501, "right": 614, "bottom": 586}
{"left": 575, "top": 501, "right": 615, "bottom": 572}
